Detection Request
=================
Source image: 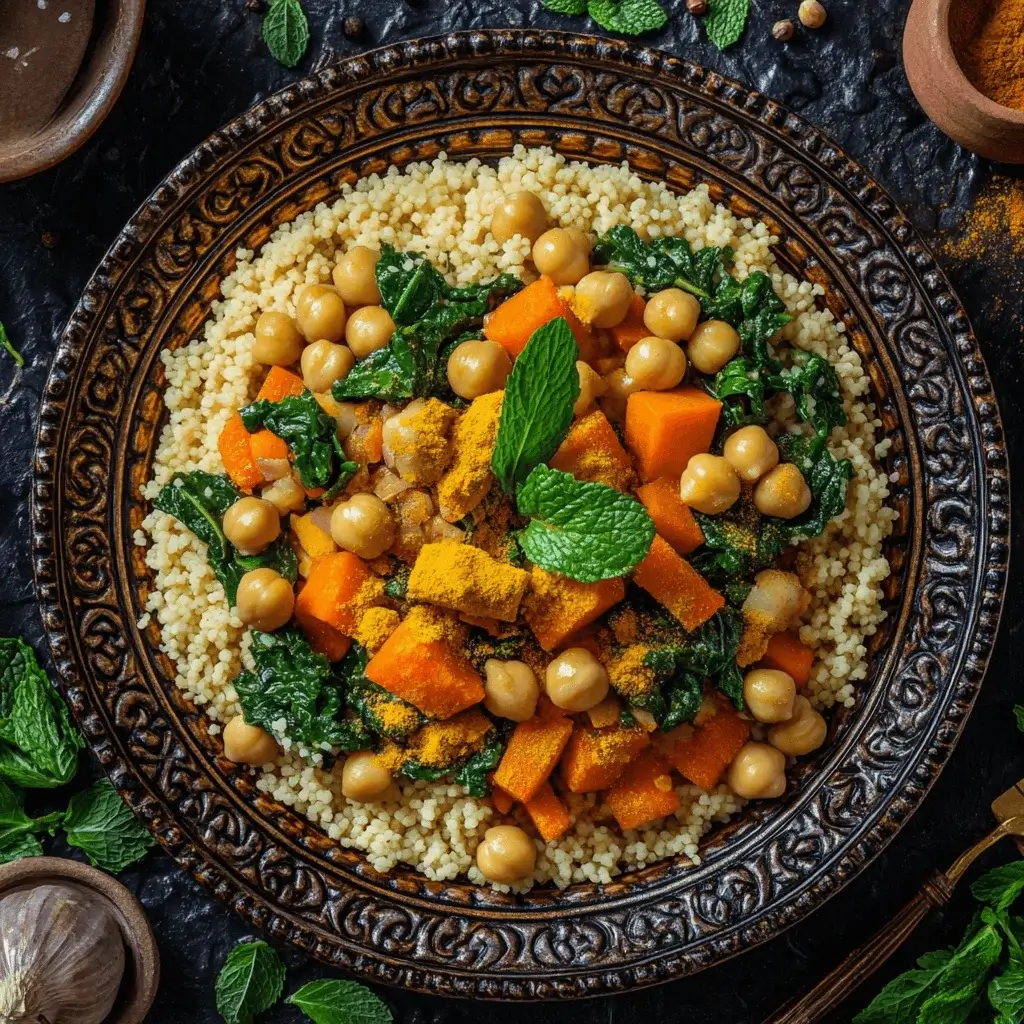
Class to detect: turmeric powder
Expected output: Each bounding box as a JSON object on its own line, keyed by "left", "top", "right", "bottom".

{"left": 377, "top": 707, "right": 493, "bottom": 773}
{"left": 606, "top": 643, "right": 657, "bottom": 699}
{"left": 354, "top": 606, "right": 401, "bottom": 653}
{"left": 950, "top": 0, "right": 1024, "bottom": 112}
{"left": 436, "top": 391, "right": 503, "bottom": 522}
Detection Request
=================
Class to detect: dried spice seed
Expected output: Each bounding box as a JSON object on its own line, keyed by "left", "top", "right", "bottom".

{"left": 772, "top": 18, "right": 794, "bottom": 40}
{"left": 686, "top": 0, "right": 709, "bottom": 14}
{"left": 798, "top": 0, "right": 826, "bottom": 28}
{"left": 342, "top": 16, "right": 365, "bottom": 38}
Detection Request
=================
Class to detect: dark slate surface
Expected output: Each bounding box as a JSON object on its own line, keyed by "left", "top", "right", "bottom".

{"left": 1, "top": 1, "right": 1023, "bottom": 1021}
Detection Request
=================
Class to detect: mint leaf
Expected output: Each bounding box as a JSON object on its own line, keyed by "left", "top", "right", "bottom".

{"left": 262, "top": 0, "right": 309, "bottom": 68}
{"left": 516, "top": 464, "right": 654, "bottom": 582}
{"left": 62, "top": 780, "right": 155, "bottom": 873}
{"left": 587, "top": 0, "right": 667, "bottom": 34}
{"left": 972, "top": 862, "right": 1024, "bottom": 911}
{"left": 990, "top": 968, "right": 1024, "bottom": 1023}
{"left": 0, "top": 637, "right": 82, "bottom": 789}
{"left": 491, "top": 318, "right": 579, "bottom": 493}
{"left": 854, "top": 963, "right": 948, "bottom": 1024}
{"left": 702, "top": 0, "right": 750, "bottom": 49}
{"left": 543, "top": 0, "right": 588, "bottom": 11}
{"left": 0, "top": 777, "right": 62, "bottom": 865}
{"left": 1014, "top": 704, "right": 1024, "bottom": 732}
{"left": 287, "top": 979, "right": 393, "bottom": 1024}
{"left": 0, "top": 322, "right": 23, "bottom": 368}
{"left": 216, "top": 940, "right": 286, "bottom": 1024}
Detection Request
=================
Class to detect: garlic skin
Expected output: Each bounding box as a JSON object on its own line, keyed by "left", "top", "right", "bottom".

{"left": 0, "top": 883, "right": 125, "bottom": 1024}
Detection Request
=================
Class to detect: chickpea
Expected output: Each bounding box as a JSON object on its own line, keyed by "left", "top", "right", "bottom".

{"left": 296, "top": 284, "right": 347, "bottom": 343}
{"left": 769, "top": 695, "right": 827, "bottom": 756}
{"left": 798, "top": 0, "right": 827, "bottom": 28}
{"left": 261, "top": 475, "right": 307, "bottom": 515}
{"left": 532, "top": 227, "right": 590, "bottom": 285}
{"left": 223, "top": 497, "right": 281, "bottom": 555}
{"left": 332, "top": 246, "right": 381, "bottom": 307}
{"left": 301, "top": 339, "right": 355, "bottom": 392}
{"left": 743, "top": 668, "right": 797, "bottom": 724}
{"left": 574, "top": 271, "right": 634, "bottom": 329}
{"left": 743, "top": 569, "right": 810, "bottom": 630}
{"left": 723, "top": 425, "right": 780, "bottom": 483}
{"left": 679, "top": 454, "right": 741, "bottom": 515}
{"left": 491, "top": 191, "right": 548, "bottom": 245}
{"left": 330, "top": 493, "right": 396, "bottom": 559}
{"left": 223, "top": 715, "right": 280, "bottom": 766}
{"left": 476, "top": 825, "right": 537, "bottom": 884}
{"left": 545, "top": 648, "right": 609, "bottom": 712}
{"left": 599, "top": 367, "right": 640, "bottom": 422}
{"left": 235, "top": 567, "right": 296, "bottom": 632}
{"left": 574, "top": 360, "right": 607, "bottom": 417}
{"left": 754, "top": 463, "right": 812, "bottom": 519}
{"left": 340, "top": 751, "right": 394, "bottom": 801}
{"left": 446, "top": 339, "right": 513, "bottom": 400}
{"left": 643, "top": 288, "right": 701, "bottom": 342}
{"left": 625, "top": 336, "right": 687, "bottom": 391}
{"left": 484, "top": 659, "right": 540, "bottom": 722}
{"left": 345, "top": 305, "right": 395, "bottom": 360}
{"left": 687, "top": 319, "right": 741, "bottom": 375}
{"left": 253, "top": 311, "right": 305, "bottom": 366}
{"left": 727, "top": 741, "right": 787, "bottom": 799}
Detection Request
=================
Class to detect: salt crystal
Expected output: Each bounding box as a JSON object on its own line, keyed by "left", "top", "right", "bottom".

{"left": 37, "top": 0, "right": 48, "bottom": 8}
{"left": 58, "top": 11, "right": 71, "bottom": 22}
{"left": 3, "top": 47, "right": 19, "bottom": 59}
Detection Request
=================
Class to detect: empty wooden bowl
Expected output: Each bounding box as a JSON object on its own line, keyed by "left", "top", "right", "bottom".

{"left": 0, "top": 856, "right": 160, "bottom": 1023}
{"left": 904, "top": 0, "right": 1024, "bottom": 162}
{"left": 0, "top": 0, "right": 146, "bottom": 183}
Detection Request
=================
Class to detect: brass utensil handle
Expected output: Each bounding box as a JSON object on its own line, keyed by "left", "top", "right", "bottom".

{"left": 767, "top": 870, "right": 953, "bottom": 1024}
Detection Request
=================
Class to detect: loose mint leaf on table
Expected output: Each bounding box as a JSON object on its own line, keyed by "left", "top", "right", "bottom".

{"left": 62, "top": 780, "right": 155, "bottom": 873}
{"left": 0, "top": 777, "right": 63, "bottom": 864}
{"left": 990, "top": 967, "right": 1024, "bottom": 1024}
{"left": 542, "top": 0, "right": 588, "bottom": 11}
{"left": 854, "top": 959, "right": 952, "bottom": 1023}
{"left": 587, "top": 0, "right": 667, "bottom": 35}
{"left": 0, "top": 637, "right": 82, "bottom": 789}
{"left": 262, "top": 0, "right": 309, "bottom": 68}
{"left": 216, "top": 939, "right": 287, "bottom": 1024}
{"left": 0, "top": 322, "right": 24, "bottom": 368}
{"left": 1014, "top": 704, "right": 1024, "bottom": 732}
{"left": 972, "top": 862, "right": 1024, "bottom": 911}
{"left": 516, "top": 464, "right": 654, "bottom": 582}
{"left": 702, "top": 0, "right": 750, "bottom": 49}
{"left": 492, "top": 317, "right": 579, "bottom": 493}
{"left": 287, "top": 978, "right": 393, "bottom": 1024}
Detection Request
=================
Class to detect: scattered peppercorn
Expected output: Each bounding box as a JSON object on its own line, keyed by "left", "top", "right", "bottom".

{"left": 772, "top": 19, "right": 795, "bottom": 40}
{"left": 342, "top": 16, "right": 365, "bottom": 39}
{"left": 243, "top": 0, "right": 262, "bottom": 10}
{"left": 798, "top": 0, "right": 827, "bottom": 28}
{"left": 41, "top": 231, "right": 59, "bottom": 249}
{"left": 686, "top": 0, "right": 709, "bottom": 13}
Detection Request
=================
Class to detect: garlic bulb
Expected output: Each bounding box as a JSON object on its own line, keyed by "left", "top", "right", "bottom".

{"left": 0, "top": 883, "right": 125, "bottom": 1024}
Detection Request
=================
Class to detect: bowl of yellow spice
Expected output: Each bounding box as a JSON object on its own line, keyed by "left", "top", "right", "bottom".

{"left": 905, "top": 0, "right": 1024, "bottom": 162}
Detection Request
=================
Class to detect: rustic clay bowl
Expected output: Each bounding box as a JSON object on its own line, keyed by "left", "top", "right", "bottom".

{"left": 0, "top": 856, "right": 160, "bottom": 1023}
{"left": 0, "top": 0, "right": 146, "bottom": 183}
{"left": 31, "top": 31, "right": 1008, "bottom": 998}
{"left": 904, "top": 0, "right": 1024, "bottom": 162}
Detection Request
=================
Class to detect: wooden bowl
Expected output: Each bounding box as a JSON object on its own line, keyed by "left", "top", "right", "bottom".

{"left": 30, "top": 31, "right": 1009, "bottom": 999}
{"left": 0, "top": 857, "right": 159, "bottom": 1023}
{"left": 904, "top": 0, "right": 1024, "bottom": 162}
{"left": 0, "top": 0, "right": 146, "bottom": 183}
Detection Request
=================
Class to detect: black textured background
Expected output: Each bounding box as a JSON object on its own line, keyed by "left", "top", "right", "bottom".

{"left": 1, "top": 2, "right": 1023, "bottom": 1022}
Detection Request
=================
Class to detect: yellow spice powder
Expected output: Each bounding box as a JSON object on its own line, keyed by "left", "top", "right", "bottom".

{"left": 436, "top": 391, "right": 503, "bottom": 522}
{"left": 606, "top": 643, "right": 657, "bottom": 698}
{"left": 354, "top": 606, "right": 401, "bottom": 653}
{"left": 377, "top": 708, "right": 492, "bottom": 772}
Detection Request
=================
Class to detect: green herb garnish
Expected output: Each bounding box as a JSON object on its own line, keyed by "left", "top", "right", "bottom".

{"left": 0, "top": 322, "right": 24, "bottom": 368}
{"left": 491, "top": 317, "right": 579, "bottom": 493}
{"left": 61, "top": 780, "right": 156, "bottom": 874}
{"left": 239, "top": 391, "right": 357, "bottom": 497}
{"left": 516, "top": 464, "right": 655, "bottom": 582}
{"left": 1014, "top": 704, "right": 1024, "bottom": 732}
{"left": 703, "top": 0, "right": 750, "bottom": 49}
{"left": 261, "top": 0, "right": 309, "bottom": 68}
{"left": 216, "top": 940, "right": 287, "bottom": 1024}
{"left": 587, "top": 0, "right": 668, "bottom": 34}
{"left": 287, "top": 979, "right": 394, "bottom": 1024}
{"left": 154, "top": 471, "right": 298, "bottom": 603}
{"left": 333, "top": 246, "right": 519, "bottom": 402}
{"left": 0, "top": 778, "right": 63, "bottom": 865}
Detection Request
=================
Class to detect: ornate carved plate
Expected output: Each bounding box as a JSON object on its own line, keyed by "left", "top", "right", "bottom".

{"left": 31, "top": 30, "right": 1008, "bottom": 998}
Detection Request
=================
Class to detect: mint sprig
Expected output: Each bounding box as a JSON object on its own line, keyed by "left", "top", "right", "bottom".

{"left": 262, "top": 0, "right": 309, "bottom": 68}
{"left": 587, "top": 0, "right": 668, "bottom": 34}
{"left": 62, "top": 780, "right": 156, "bottom": 874}
{"left": 287, "top": 979, "right": 394, "bottom": 1024}
{"left": 516, "top": 464, "right": 655, "bottom": 582}
{"left": 702, "top": 0, "right": 750, "bottom": 48}
{"left": 216, "top": 940, "right": 287, "bottom": 1024}
{"left": 491, "top": 317, "right": 579, "bottom": 493}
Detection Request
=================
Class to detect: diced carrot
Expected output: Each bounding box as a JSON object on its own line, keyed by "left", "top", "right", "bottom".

{"left": 218, "top": 413, "right": 263, "bottom": 492}
{"left": 523, "top": 567, "right": 625, "bottom": 652}
{"left": 587, "top": 696, "right": 621, "bottom": 730}
{"left": 294, "top": 551, "right": 380, "bottom": 636}
{"left": 760, "top": 630, "right": 814, "bottom": 687}
{"left": 491, "top": 786, "right": 515, "bottom": 815}
{"left": 610, "top": 294, "right": 648, "bottom": 353}
{"left": 493, "top": 716, "right": 574, "bottom": 803}
{"left": 606, "top": 749, "right": 681, "bottom": 830}
{"left": 561, "top": 725, "right": 650, "bottom": 793}
{"left": 483, "top": 276, "right": 593, "bottom": 359}
{"left": 633, "top": 535, "right": 724, "bottom": 632}
{"left": 670, "top": 699, "right": 750, "bottom": 791}
{"left": 250, "top": 429, "right": 289, "bottom": 463}
{"left": 636, "top": 477, "right": 705, "bottom": 556}
{"left": 524, "top": 781, "right": 571, "bottom": 842}
{"left": 549, "top": 409, "right": 634, "bottom": 491}
{"left": 256, "top": 366, "right": 305, "bottom": 402}
{"left": 365, "top": 606, "right": 484, "bottom": 719}
{"left": 625, "top": 386, "right": 723, "bottom": 482}
{"left": 291, "top": 513, "right": 337, "bottom": 559}
{"left": 294, "top": 600, "right": 352, "bottom": 662}
{"left": 536, "top": 695, "right": 569, "bottom": 720}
